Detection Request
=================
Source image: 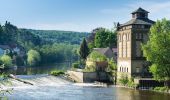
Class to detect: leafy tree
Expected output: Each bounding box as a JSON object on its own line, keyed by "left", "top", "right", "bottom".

{"left": 79, "top": 38, "right": 89, "bottom": 60}
{"left": 0, "top": 55, "right": 13, "bottom": 68}
{"left": 107, "top": 59, "right": 117, "bottom": 71}
{"left": 94, "top": 28, "right": 116, "bottom": 48}
{"left": 142, "top": 19, "right": 170, "bottom": 86}
{"left": 88, "top": 42, "right": 95, "bottom": 52}
{"left": 27, "top": 49, "right": 41, "bottom": 66}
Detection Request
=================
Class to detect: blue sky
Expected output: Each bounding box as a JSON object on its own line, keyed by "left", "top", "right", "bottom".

{"left": 0, "top": 0, "right": 170, "bottom": 32}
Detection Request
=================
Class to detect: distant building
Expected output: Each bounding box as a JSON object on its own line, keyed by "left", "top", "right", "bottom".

{"left": 0, "top": 45, "right": 10, "bottom": 55}
{"left": 117, "top": 8, "right": 155, "bottom": 79}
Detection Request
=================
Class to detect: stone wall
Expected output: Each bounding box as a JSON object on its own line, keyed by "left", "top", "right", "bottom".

{"left": 67, "top": 70, "right": 110, "bottom": 83}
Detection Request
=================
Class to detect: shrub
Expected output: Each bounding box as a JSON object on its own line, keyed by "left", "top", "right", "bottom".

{"left": 72, "top": 62, "right": 79, "bottom": 68}
{"left": 50, "top": 70, "right": 65, "bottom": 76}
{"left": 154, "top": 87, "right": 169, "bottom": 92}
{"left": 27, "top": 49, "right": 41, "bottom": 67}
{"left": 119, "top": 74, "right": 128, "bottom": 86}
{"left": 0, "top": 55, "right": 13, "bottom": 68}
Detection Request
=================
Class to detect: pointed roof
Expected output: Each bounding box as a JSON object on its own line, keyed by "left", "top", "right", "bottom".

{"left": 131, "top": 7, "right": 149, "bottom": 14}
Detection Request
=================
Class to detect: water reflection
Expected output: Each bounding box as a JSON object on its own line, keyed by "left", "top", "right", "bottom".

{"left": 115, "top": 87, "right": 170, "bottom": 100}
{"left": 5, "top": 63, "right": 70, "bottom": 75}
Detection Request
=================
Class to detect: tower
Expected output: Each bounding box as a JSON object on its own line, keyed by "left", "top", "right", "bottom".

{"left": 117, "top": 8, "right": 155, "bottom": 80}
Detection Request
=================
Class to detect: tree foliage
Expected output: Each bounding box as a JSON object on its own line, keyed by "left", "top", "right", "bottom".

{"left": 27, "top": 29, "right": 89, "bottom": 45}
{"left": 142, "top": 19, "right": 170, "bottom": 81}
{"left": 0, "top": 21, "right": 84, "bottom": 66}
{"left": 94, "top": 28, "right": 117, "bottom": 48}
{"left": 79, "top": 38, "right": 89, "bottom": 60}
{"left": 0, "top": 55, "right": 13, "bottom": 68}
{"left": 27, "top": 49, "right": 41, "bottom": 67}
{"left": 36, "top": 43, "right": 79, "bottom": 64}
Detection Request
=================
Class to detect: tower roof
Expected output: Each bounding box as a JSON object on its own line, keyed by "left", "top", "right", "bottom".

{"left": 119, "top": 7, "right": 154, "bottom": 27}
{"left": 131, "top": 7, "right": 149, "bottom": 14}
{"left": 121, "top": 18, "right": 155, "bottom": 26}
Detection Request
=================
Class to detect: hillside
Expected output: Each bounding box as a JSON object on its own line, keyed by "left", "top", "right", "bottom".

{"left": 24, "top": 29, "right": 89, "bottom": 45}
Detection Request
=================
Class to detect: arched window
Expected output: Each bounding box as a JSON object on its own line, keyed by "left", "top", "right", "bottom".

{"left": 120, "top": 67, "right": 121, "bottom": 72}
{"left": 124, "top": 67, "right": 126, "bottom": 72}
{"left": 127, "top": 68, "right": 128, "bottom": 72}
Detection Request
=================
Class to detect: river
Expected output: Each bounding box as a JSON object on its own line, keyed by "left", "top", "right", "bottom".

{"left": 1, "top": 64, "right": 170, "bottom": 100}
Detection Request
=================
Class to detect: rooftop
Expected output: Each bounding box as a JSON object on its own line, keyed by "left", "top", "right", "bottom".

{"left": 121, "top": 18, "right": 155, "bottom": 26}
{"left": 131, "top": 7, "right": 149, "bottom": 14}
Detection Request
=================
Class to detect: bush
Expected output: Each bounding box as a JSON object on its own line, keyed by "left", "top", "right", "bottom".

{"left": 154, "top": 87, "right": 169, "bottom": 92}
{"left": 83, "top": 65, "right": 96, "bottom": 72}
{"left": 27, "top": 49, "right": 41, "bottom": 67}
{"left": 72, "top": 62, "right": 79, "bottom": 68}
{"left": 119, "top": 74, "right": 128, "bottom": 86}
{"left": 0, "top": 55, "right": 13, "bottom": 68}
{"left": 50, "top": 70, "right": 65, "bottom": 76}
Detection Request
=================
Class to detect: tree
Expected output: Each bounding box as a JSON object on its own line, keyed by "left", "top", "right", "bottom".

{"left": 27, "top": 49, "right": 41, "bottom": 66}
{"left": 142, "top": 19, "right": 170, "bottom": 86}
{"left": 79, "top": 38, "right": 89, "bottom": 60}
{"left": 0, "top": 55, "right": 13, "bottom": 68}
{"left": 94, "top": 28, "right": 116, "bottom": 48}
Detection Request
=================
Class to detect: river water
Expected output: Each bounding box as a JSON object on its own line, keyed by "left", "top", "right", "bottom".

{"left": 0, "top": 75, "right": 169, "bottom": 100}
{"left": 1, "top": 64, "right": 170, "bottom": 100}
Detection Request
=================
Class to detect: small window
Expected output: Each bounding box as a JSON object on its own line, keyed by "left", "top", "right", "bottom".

{"left": 124, "top": 67, "right": 126, "bottom": 72}
{"left": 120, "top": 67, "right": 121, "bottom": 72}
{"left": 119, "top": 35, "right": 121, "bottom": 42}
{"left": 136, "top": 67, "right": 140, "bottom": 73}
{"left": 127, "top": 68, "right": 128, "bottom": 72}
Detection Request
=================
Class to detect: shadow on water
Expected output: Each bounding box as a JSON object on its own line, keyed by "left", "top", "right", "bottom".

{"left": 114, "top": 87, "right": 170, "bottom": 100}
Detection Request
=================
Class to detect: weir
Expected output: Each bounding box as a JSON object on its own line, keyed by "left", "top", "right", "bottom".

{"left": 0, "top": 75, "right": 72, "bottom": 89}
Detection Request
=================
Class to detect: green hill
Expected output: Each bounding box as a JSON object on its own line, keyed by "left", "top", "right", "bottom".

{"left": 24, "top": 29, "right": 89, "bottom": 45}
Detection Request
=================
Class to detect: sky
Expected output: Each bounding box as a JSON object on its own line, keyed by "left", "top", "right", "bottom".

{"left": 0, "top": 0, "right": 170, "bottom": 32}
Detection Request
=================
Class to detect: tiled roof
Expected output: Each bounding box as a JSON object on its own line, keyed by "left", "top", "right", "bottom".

{"left": 121, "top": 18, "right": 155, "bottom": 26}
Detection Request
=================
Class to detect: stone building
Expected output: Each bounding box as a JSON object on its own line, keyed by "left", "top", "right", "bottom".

{"left": 117, "top": 8, "right": 155, "bottom": 79}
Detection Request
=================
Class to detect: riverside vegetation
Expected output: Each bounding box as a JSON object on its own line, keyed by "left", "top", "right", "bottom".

{"left": 0, "top": 21, "right": 89, "bottom": 69}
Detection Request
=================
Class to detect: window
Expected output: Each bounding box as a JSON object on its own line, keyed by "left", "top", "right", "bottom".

{"left": 127, "top": 68, "right": 128, "bottom": 72}
{"left": 120, "top": 67, "right": 121, "bottom": 72}
{"left": 136, "top": 67, "right": 140, "bottom": 73}
{"left": 139, "top": 33, "right": 142, "bottom": 39}
{"left": 119, "top": 34, "right": 122, "bottom": 42}
{"left": 136, "top": 33, "right": 142, "bottom": 39}
{"left": 124, "top": 67, "right": 126, "bottom": 72}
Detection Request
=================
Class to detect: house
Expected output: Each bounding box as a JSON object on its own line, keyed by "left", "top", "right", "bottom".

{"left": 0, "top": 45, "right": 10, "bottom": 55}
{"left": 86, "top": 47, "right": 114, "bottom": 71}
{"left": 117, "top": 7, "right": 155, "bottom": 79}
{"left": 93, "top": 47, "right": 114, "bottom": 59}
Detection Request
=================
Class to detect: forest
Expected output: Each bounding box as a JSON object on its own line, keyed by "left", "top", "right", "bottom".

{"left": 0, "top": 21, "right": 88, "bottom": 68}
